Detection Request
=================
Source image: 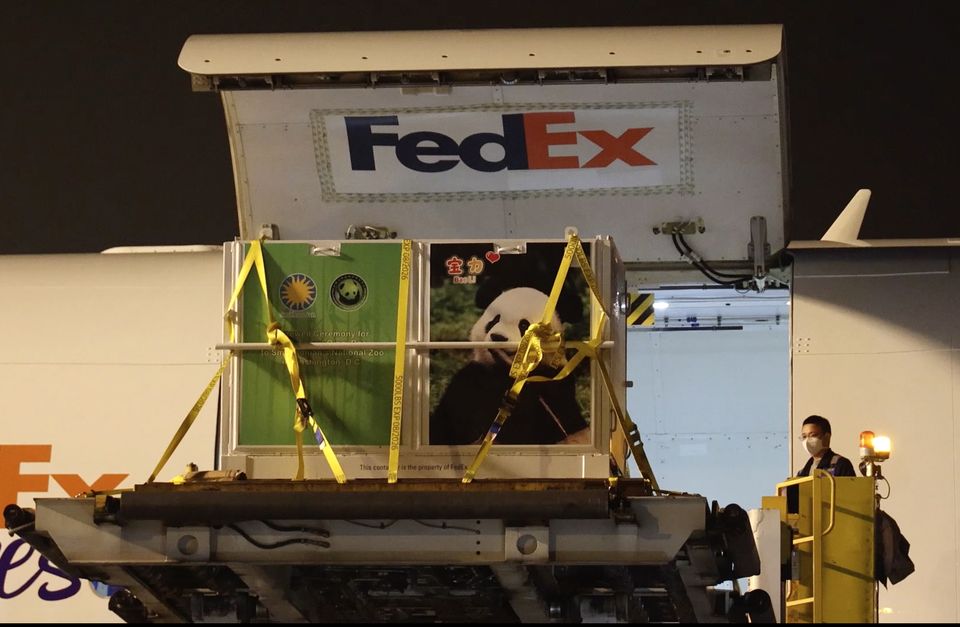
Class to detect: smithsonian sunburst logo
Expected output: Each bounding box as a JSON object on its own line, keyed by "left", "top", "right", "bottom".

{"left": 279, "top": 273, "right": 318, "bottom": 311}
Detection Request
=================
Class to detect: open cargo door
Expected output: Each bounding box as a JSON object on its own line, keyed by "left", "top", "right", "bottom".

{"left": 179, "top": 24, "right": 787, "bottom": 265}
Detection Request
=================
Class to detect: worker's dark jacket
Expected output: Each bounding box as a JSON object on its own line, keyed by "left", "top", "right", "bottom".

{"left": 876, "top": 509, "right": 915, "bottom": 586}
{"left": 797, "top": 448, "right": 856, "bottom": 477}
{"left": 789, "top": 448, "right": 857, "bottom": 512}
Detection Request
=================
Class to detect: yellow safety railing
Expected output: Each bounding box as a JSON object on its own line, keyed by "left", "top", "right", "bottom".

{"left": 776, "top": 470, "right": 836, "bottom": 623}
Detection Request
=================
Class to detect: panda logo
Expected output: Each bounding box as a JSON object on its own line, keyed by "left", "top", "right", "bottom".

{"left": 430, "top": 284, "right": 590, "bottom": 446}
{"left": 330, "top": 273, "right": 367, "bottom": 310}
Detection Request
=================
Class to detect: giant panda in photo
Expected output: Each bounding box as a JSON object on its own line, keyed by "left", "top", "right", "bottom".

{"left": 430, "top": 267, "right": 591, "bottom": 446}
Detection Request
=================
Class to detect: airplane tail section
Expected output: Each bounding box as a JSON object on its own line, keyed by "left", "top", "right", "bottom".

{"left": 821, "top": 188, "right": 871, "bottom": 245}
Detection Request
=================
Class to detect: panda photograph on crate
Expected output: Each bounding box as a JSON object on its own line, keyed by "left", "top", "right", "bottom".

{"left": 429, "top": 241, "right": 592, "bottom": 446}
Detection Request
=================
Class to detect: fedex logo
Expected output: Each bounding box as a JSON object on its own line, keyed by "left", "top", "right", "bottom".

{"left": 1, "top": 445, "right": 128, "bottom": 603}
{"left": 345, "top": 112, "right": 656, "bottom": 173}
{"left": 318, "top": 105, "right": 686, "bottom": 197}
{"left": 1, "top": 444, "right": 127, "bottom": 509}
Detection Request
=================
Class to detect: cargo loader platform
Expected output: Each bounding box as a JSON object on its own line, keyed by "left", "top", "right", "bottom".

{"left": 6, "top": 478, "right": 761, "bottom": 623}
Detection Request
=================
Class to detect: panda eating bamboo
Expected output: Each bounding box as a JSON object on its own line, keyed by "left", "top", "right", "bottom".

{"left": 430, "top": 275, "right": 590, "bottom": 446}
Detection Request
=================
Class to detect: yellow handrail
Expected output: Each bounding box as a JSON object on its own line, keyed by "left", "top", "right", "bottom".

{"left": 775, "top": 470, "right": 841, "bottom": 622}
{"left": 775, "top": 474, "right": 816, "bottom": 490}
{"left": 821, "top": 470, "right": 837, "bottom": 535}
{"left": 775, "top": 470, "right": 836, "bottom": 537}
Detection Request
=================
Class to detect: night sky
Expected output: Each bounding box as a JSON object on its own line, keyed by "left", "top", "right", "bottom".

{"left": 1, "top": 1, "right": 956, "bottom": 254}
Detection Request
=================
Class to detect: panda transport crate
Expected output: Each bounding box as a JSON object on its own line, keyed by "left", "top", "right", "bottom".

{"left": 218, "top": 236, "right": 628, "bottom": 481}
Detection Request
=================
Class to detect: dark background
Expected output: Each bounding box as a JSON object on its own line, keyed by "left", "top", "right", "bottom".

{"left": 1, "top": 1, "right": 955, "bottom": 254}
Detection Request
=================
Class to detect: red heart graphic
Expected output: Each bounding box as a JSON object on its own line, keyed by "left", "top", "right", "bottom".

{"left": 485, "top": 251, "right": 501, "bottom": 263}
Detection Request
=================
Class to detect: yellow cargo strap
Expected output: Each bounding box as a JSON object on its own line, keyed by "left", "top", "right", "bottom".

{"left": 593, "top": 343, "right": 660, "bottom": 492}
{"left": 146, "top": 357, "right": 233, "bottom": 484}
{"left": 532, "top": 253, "right": 659, "bottom": 491}
{"left": 269, "top": 324, "right": 346, "bottom": 483}
{"left": 461, "top": 236, "right": 578, "bottom": 483}
{"left": 235, "top": 242, "right": 344, "bottom": 482}
{"left": 539, "top": 241, "right": 659, "bottom": 488}
{"left": 387, "top": 240, "right": 413, "bottom": 483}
{"left": 146, "top": 239, "right": 267, "bottom": 484}
{"left": 461, "top": 234, "right": 659, "bottom": 490}
{"left": 148, "top": 240, "right": 346, "bottom": 485}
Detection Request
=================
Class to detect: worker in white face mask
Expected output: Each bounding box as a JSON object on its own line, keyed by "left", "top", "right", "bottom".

{"left": 797, "top": 415, "right": 856, "bottom": 477}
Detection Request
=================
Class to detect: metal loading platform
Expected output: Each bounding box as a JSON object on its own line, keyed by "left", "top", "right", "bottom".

{"left": 5, "top": 478, "right": 765, "bottom": 623}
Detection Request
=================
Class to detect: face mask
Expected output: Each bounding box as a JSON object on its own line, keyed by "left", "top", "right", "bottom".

{"left": 803, "top": 436, "right": 824, "bottom": 457}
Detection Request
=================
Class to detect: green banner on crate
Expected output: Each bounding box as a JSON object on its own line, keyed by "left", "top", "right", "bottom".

{"left": 239, "top": 241, "right": 401, "bottom": 446}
